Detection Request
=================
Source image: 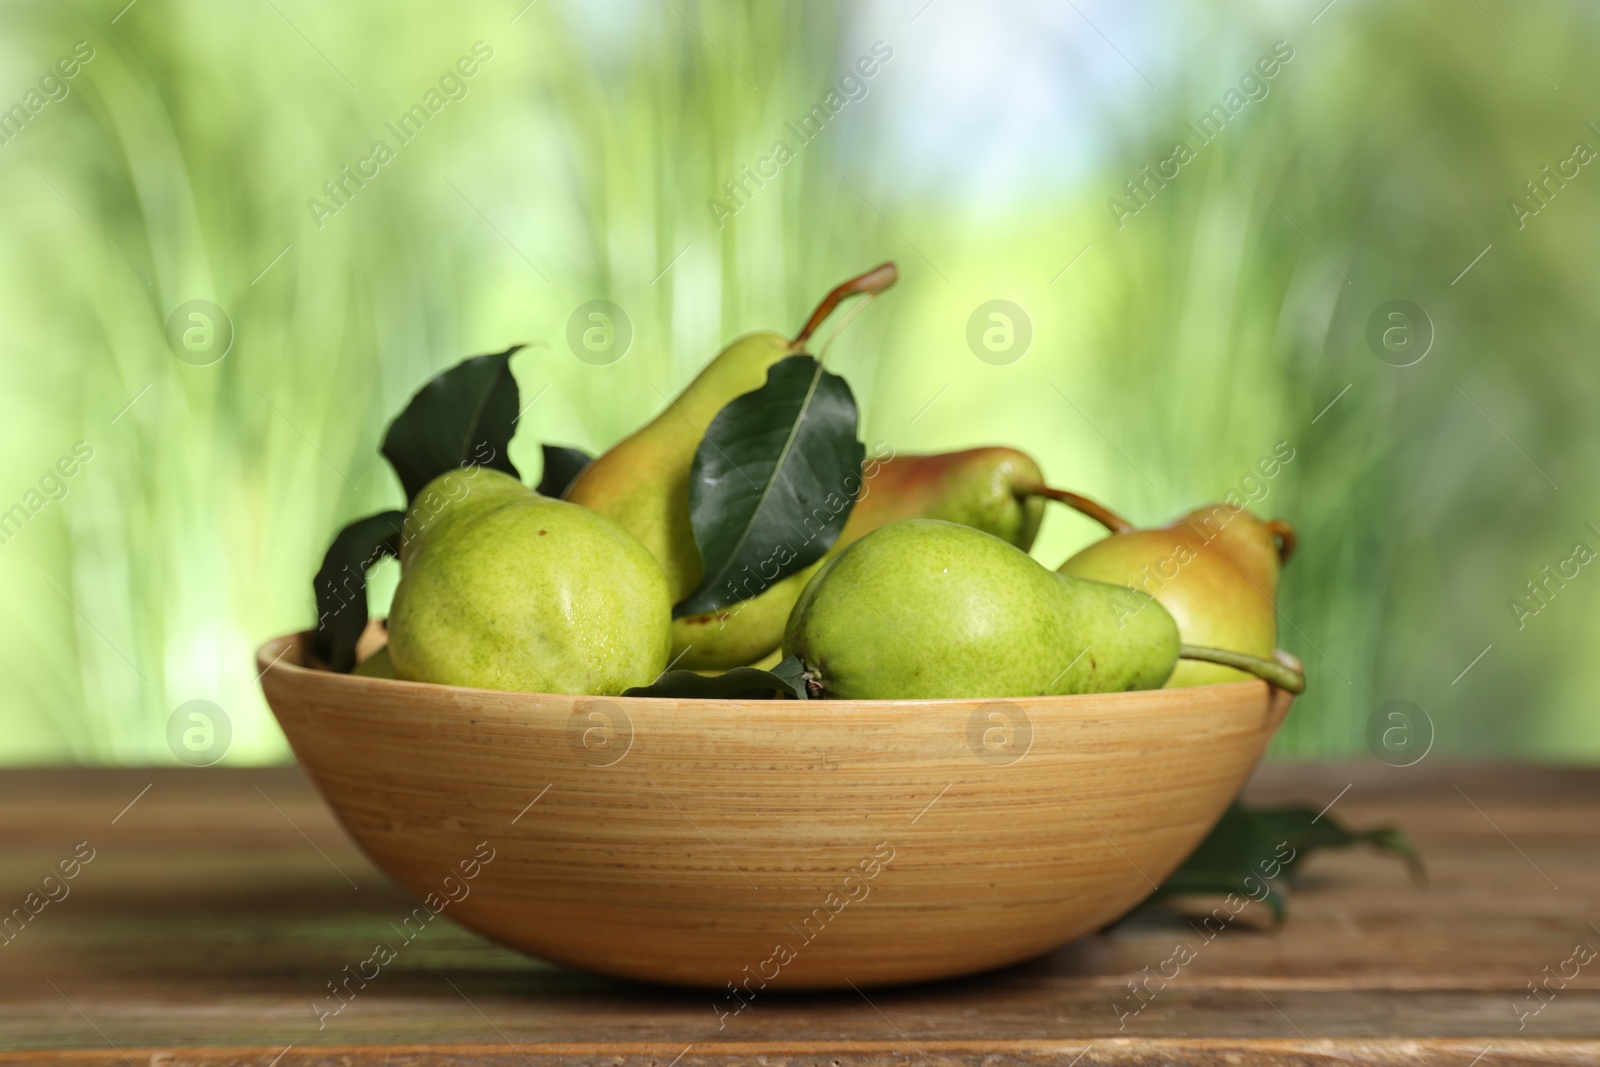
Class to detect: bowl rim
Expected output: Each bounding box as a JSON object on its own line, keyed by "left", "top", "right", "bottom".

{"left": 256, "top": 629, "right": 1280, "bottom": 711}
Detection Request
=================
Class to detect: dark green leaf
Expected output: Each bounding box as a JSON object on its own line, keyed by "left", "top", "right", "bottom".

{"left": 675, "top": 355, "right": 864, "bottom": 618}
{"left": 311, "top": 510, "right": 406, "bottom": 672}
{"left": 1131, "top": 802, "right": 1424, "bottom": 925}
{"left": 380, "top": 346, "right": 523, "bottom": 502}
{"left": 1138, "top": 805, "right": 1292, "bottom": 922}
{"left": 768, "top": 654, "right": 810, "bottom": 699}
{"left": 536, "top": 444, "right": 593, "bottom": 498}
{"left": 624, "top": 657, "right": 809, "bottom": 700}
{"left": 1248, "top": 804, "right": 1427, "bottom": 884}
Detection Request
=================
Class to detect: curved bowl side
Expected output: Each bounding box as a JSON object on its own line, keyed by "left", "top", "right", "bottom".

{"left": 258, "top": 632, "right": 1291, "bottom": 990}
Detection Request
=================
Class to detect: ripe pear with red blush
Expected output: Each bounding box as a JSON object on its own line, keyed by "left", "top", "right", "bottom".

{"left": 1049, "top": 494, "right": 1296, "bottom": 687}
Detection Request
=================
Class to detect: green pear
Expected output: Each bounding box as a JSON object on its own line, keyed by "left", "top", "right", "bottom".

{"left": 352, "top": 645, "right": 396, "bottom": 678}
{"left": 399, "top": 465, "right": 530, "bottom": 568}
{"left": 1056, "top": 501, "right": 1293, "bottom": 686}
{"left": 673, "top": 563, "right": 814, "bottom": 668}
{"left": 388, "top": 469, "right": 670, "bottom": 694}
{"left": 562, "top": 263, "right": 898, "bottom": 667}
{"left": 672, "top": 446, "right": 1049, "bottom": 670}
{"left": 782, "top": 520, "right": 1179, "bottom": 700}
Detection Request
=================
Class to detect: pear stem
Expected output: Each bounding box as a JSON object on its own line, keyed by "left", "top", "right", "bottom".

{"left": 1266, "top": 518, "right": 1297, "bottom": 564}
{"left": 1179, "top": 644, "right": 1306, "bottom": 694}
{"left": 1015, "top": 483, "right": 1134, "bottom": 534}
{"left": 815, "top": 288, "right": 879, "bottom": 365}
{"left": 791, "top": 262, "right": 899, "bottom": 346}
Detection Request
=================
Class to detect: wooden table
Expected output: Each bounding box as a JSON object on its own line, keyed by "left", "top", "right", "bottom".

{"left": 2, "top": 763, "right": 1595, "bottom": 1065}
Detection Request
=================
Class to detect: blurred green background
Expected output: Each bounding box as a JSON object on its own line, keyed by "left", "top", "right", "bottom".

{"left": 0, "top": 0, "right": 1593, "bottom": 764}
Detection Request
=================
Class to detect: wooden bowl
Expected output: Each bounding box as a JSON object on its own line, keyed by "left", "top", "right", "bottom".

{"left": 258, "top": 631, "right": 1292, "bottom": 992}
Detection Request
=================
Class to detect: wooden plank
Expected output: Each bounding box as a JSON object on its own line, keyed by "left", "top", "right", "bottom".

{"left": 2, "top": 764, "right": 1596, "bottom": 1063}
{"left": 6, "top": 1041, "right": 1600, "bottom": 1067}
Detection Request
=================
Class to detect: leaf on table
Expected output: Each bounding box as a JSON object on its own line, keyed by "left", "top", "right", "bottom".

{"left": 311, "top": 510, "right": 407, "bottom": 672}
{"left": 624, "top": 656, "right": 809, "bottom": 700}
{"left": 1248, "top": 804, "right": 1427, "bottom": 884}
{"left": 1141, "top": 804, "right": 1292, "bottom": 921}
{"left": 1131, "top": 802, "right": 1424, "bottom": 925}
{"left": 536, "top": 444, "right": 593, "bottom": 497}
{"left": 675, "top": 354, "right": 864, "bottom": 618}
{"left": 380, "top": 346, "right": 524, "bottom": 503}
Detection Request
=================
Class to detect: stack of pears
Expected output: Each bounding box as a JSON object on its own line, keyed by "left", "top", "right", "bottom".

{"left": 560, "top": 259, "right": 1110, "bottom": 673}
{"left": 367, "top": 260, "right": 1304, "bottom": 700}
{"left": 637, "top": 445, "right": 1051, "bottom": 670}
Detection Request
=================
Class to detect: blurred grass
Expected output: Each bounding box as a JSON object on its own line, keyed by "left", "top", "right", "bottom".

{"left": 0, "top": 0, "right": 1594, "bottom": 763}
